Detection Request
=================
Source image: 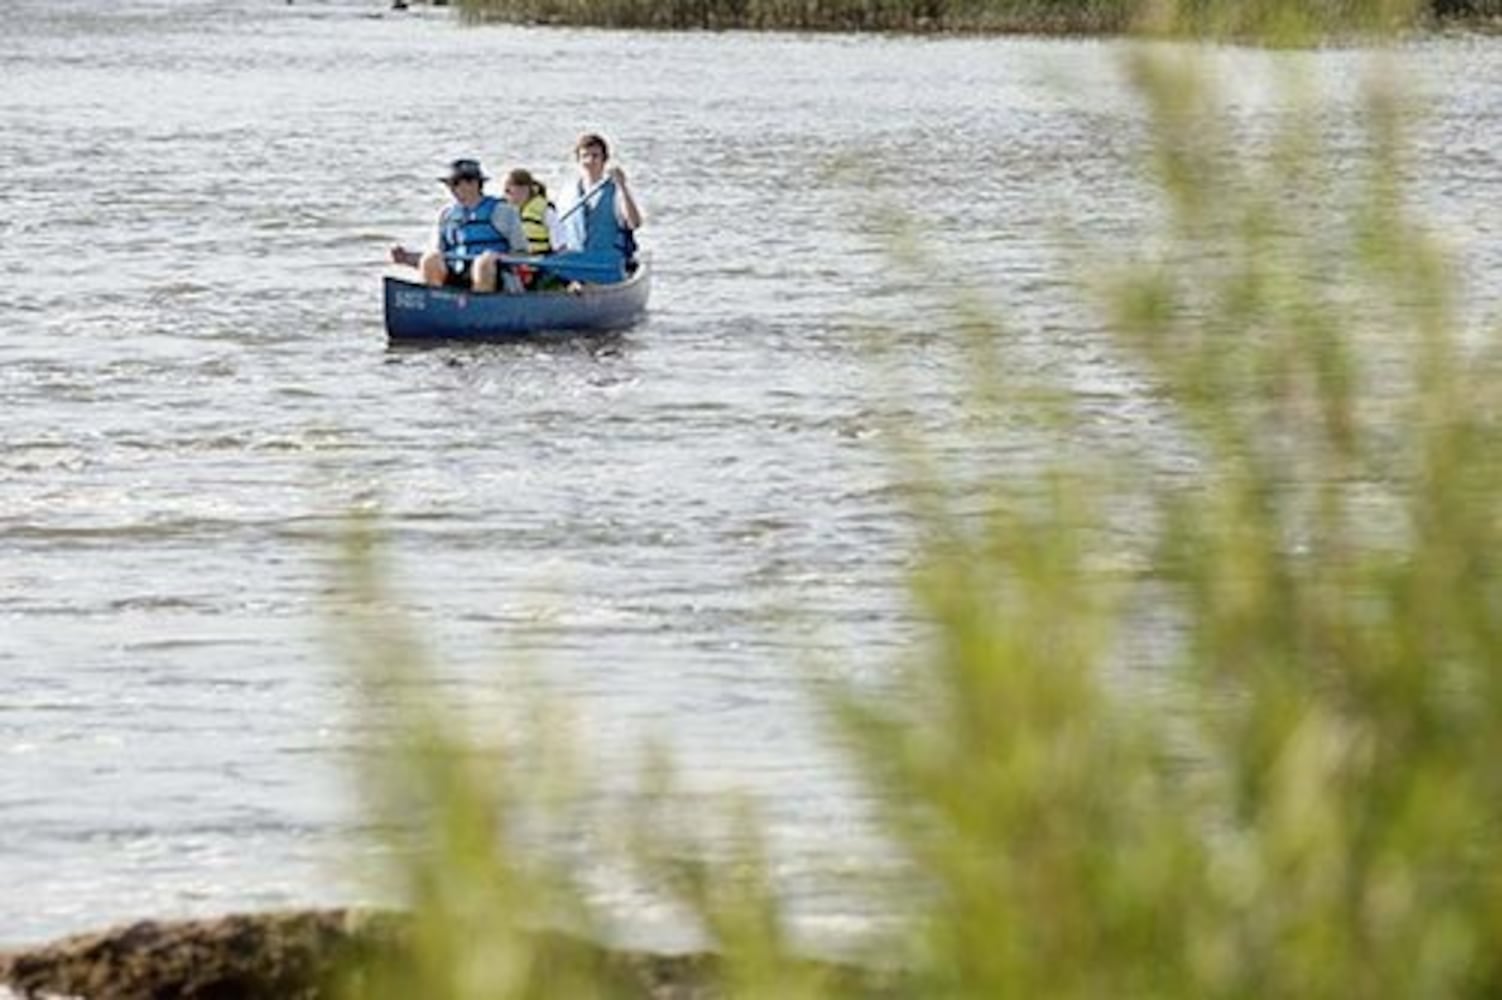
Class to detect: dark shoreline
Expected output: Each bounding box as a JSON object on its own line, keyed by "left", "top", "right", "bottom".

{"left": 0, "top": 910, "right": 721, "bottom": 999}
{"left": 420, "top": 0, "right": 1502, "bottom": 37}
{"left": 1, "top": 910, "right": 889, "bottom": 999}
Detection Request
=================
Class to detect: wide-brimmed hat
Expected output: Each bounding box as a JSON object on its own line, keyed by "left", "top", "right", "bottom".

{"left": 440, "top": 158, "right": 488, "bottom": 184}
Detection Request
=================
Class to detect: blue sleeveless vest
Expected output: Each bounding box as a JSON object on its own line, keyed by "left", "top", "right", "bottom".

{"left": 440, "top": 195, "right": 510, "bottom": 263}
{"left": 575, "top": 180, "right": 638, "bottom": 261}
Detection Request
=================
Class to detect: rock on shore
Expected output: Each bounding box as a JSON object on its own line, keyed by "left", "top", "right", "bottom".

{"left": 0, "top": 910, "right": 726, "bottom": 999}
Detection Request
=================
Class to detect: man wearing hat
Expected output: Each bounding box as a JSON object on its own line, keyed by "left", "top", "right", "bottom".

{"left": 390, "top": 158, "right": 530, "bottom": 293}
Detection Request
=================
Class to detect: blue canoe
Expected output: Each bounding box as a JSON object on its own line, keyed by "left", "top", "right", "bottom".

{"left": 383, "top": 257, "right": 650, "bottom": 341}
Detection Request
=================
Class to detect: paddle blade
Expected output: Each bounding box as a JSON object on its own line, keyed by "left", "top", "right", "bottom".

{"left": 539, "top": 252, "right": 627, "bottom": 283}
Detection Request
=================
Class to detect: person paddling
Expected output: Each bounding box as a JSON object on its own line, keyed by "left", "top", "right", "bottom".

{"left": 389, "top": 158, "right": 529, "bottom": 294}
{"left": 550, "top": 133, "right": 642, "bottom": 284}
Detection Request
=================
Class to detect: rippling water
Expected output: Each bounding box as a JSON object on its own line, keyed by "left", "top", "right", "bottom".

{"left": 2, "top": 0, "right": 1500, "bottom": 948}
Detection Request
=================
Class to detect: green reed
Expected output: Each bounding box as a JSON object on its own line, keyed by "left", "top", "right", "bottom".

{"left": 334, "top": 2, "right": 1502, "bottom": 995}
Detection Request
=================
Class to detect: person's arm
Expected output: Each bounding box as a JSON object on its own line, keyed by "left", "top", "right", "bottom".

{"left": 431, "top": 206, "right": 454, "bottom": 260}
{"left": 556, "top": 185, "right": 585, "bottom": 252}
{"left": 391, "top": 210, "right": 446, "bottom": 267}
{"left": 607, "top": 165, "right": 642, "bottom": 230}
{"left": 544, "top": 205, "right": 568, "bottom": 253}
{"left": 496, "top": 203, "right": 531, "bottom": 258}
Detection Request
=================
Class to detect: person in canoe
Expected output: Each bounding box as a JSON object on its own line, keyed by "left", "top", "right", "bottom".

{"left": 547, "top": 132, "right": 643, "bottom": 286}
{"left": 500, "top": 167, "right": 565, "bottom": 291}
{"left": 503, "top": 168, "right": 564, "bottom": 254}
{"left": 389, "top": 158, "right": 530, "bottom": 293}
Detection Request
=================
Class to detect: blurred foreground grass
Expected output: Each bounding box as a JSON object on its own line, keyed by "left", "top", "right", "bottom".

{"left": 332, "top": 3, "right": 1502, "bottom": 996}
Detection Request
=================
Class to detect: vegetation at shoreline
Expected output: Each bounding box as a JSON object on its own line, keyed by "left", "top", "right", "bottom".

{"left": 449, "top": 0, "right": 1502, "bottom": 34}
{"left": 455, "top": 0, "right": 1131, "bottom": 33}
{"left": 321, "top": 0, "right": 1502, "bottom": 997}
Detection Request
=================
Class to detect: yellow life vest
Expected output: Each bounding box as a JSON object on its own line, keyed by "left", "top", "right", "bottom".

{"left": 519, "top": 194, "right": 553, "bottom": 253}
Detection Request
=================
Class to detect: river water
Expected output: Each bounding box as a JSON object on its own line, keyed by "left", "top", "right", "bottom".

{"left": 2, "top": 0, "right": 1500, "bottom": 950}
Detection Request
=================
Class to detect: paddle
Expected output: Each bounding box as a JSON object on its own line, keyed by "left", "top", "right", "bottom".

{"left": 497, "top": 250, "right": 625, "bottom": 284}
{"left": 487, "top": 177, "right": 631, "bottom": 285}
{"left": 554, "top": 176, "right": 614, "bottom": 227}
{"left": 387, "top": 180, "right": 610, "bottom": 273}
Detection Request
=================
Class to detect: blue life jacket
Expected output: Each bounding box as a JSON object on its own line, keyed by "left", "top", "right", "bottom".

{"left": 574, "top": 180, "right": 638, "bottom": 262}
{"left": 440, "top": 195, "right": 510, "bottom": 264}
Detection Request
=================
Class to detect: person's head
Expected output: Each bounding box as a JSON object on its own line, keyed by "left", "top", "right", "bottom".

{"left": 441, "top": 158, "right": 488, "bottom": 205}
{"left": 502, "top": 167, "right": 545, "bottom": 207}
{"left": 574, "top": 133, "right": 610, "bottom": 181}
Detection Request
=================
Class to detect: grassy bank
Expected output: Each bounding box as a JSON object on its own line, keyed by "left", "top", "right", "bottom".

{"left": 449, "top": 0, "right": 1502, "bottom": 33}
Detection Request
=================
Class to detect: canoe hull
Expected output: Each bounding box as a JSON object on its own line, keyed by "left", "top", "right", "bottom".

{"left": 383, "top": 260, "right": 650, "bottom": 341}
